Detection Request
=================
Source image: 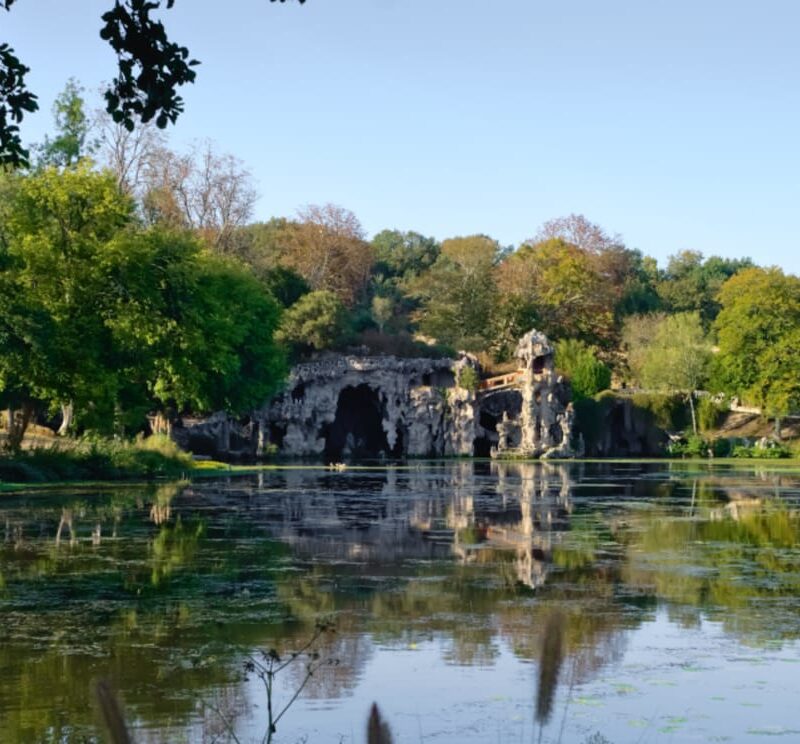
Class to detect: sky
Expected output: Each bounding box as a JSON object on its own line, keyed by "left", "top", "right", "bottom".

{"left": 4, "top": 0, "right": 800, "bottom": 273}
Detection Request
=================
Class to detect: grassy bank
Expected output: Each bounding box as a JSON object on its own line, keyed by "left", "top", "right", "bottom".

{"left": 0, "top": 435, "right": 194, "bottom": 485}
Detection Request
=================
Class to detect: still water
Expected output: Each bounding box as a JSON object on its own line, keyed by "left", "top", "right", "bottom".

{"left": 2, "top": 461, "right": 800, "bottom": 743}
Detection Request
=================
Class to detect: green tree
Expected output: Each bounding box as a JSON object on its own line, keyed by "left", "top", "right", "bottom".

{"left": 625, "top": 312, "right": 711, "bottom": 433}
{"left": 0, "top": 166, "right": 286, "bottom": 441}
{"left": 554, "top": 339, "right": 611, "bottom": 401}
{"left": 372, "top": 229, "right": 440, "bottom": 282}
{"left": 371, "top": 295, "right": 394, "bottom": 333}
{"left": 34, "top": 79, "right": 94, "bottom": 168}
{"left": 369, "top": 229, "right": 441, "bottom": 332}
{"left": 99, "top": 229, "right": 287, "bottom": 425}
{"left": 493, "top": 238, "right": 616, "bottom": 358}
{"left": 714, "top": 267, "right": 800, "bottom": 434}
{"left": 0, "top": 164, "right": 134, "bottom": 442}
{"left": 276, "top": 289, "right": 351, "bottom": 354}
{"left": 657, "top": 250, "right": 753, "bottom": 327}
{"left": 406, "top": 235, "right": 499, "bottom": 351}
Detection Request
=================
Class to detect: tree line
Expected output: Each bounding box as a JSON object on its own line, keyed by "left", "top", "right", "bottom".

{"left": 2, "top": 80, "right": 799, "bottom": 449}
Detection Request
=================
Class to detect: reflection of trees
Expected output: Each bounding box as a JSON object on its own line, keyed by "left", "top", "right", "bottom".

{"left": 620, "top": 484, "right": 800, "bottom": 643}
{"left": 3, "top": 463, "right": 799, "bottom": 741}
{"left": 0, "top": 481, "right": 290, "bottom": 743}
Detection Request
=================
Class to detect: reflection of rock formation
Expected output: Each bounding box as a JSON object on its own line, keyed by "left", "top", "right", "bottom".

{"left": 452, "top": 463, "right": 573, "bottom": 589}
{"left": 222, "top": 462, "right": 574, "bottom": 592}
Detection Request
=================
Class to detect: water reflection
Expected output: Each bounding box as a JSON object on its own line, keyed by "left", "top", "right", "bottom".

{"left": 0, "top": 462, "right": 799, "bottom": 741}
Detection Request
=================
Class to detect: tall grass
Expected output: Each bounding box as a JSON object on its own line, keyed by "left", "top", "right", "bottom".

{"left": 0, "top": 434, "right": 193, "bottom": 483}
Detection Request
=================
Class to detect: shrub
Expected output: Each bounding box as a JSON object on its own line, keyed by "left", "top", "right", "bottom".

{"left": 669, "top": 434, "right": 708, "bottom": 458}
{"left": 710, "top": 437, "right": 732, "bottom": 457}
{"left": 630, "top": 393, "right": 688, "bottom": 431}
{"left": 457, "top": 366, "right": 480, "bottom": 392}
{"left": 555, "top": 339, "right": 611, "bottom": 401}
{"left": 0, "top": 435, "right": 193, "bottom": 483}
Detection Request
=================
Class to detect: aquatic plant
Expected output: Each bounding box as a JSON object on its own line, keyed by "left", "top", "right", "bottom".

{"left": 241, "top": 618, "right": 338, "bottom": 744}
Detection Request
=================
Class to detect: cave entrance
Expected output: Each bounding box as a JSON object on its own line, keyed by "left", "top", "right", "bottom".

{"left": 325, "top": 384, "right": 389, "bottom": 461}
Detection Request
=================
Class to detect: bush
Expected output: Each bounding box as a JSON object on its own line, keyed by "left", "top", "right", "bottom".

{"left": 555, "top": 339, "right": 611, "bottom": 401}
{"left": 669, "top": 434, "right": 708, "bottom": 458}
{"left": 630, "top": 393, "right": 688, "bottom": 431}
{"left": 457, "top": 366, "right": 480, "bottom": 392}
{"left": 710, "top": 437, "right": 732, "bottom": 457}
{"left": 731, "top": 443, "right": 792, "bottom": 459}
{"left": 0, "top": 435, "right": 193, "bottom": 483}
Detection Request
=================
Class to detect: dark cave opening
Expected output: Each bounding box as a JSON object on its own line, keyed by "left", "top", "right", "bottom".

{"left": 474, "top": 410, "right": 499, "bottom": 457}
{"left": 325, "top": 384, "right": 389, "bottom": 461}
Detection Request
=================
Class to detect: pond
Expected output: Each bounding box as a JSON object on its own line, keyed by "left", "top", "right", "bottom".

{"left": 2, "top": 461, "right": 800, "bottom": 743}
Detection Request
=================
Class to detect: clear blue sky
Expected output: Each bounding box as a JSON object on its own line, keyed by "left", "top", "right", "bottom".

{"left": 5, "top": 0, "right": 800, "bottom": 273}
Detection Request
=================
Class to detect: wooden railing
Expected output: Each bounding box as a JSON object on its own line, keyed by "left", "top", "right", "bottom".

{"left": 477, "top": 371, "right": 524, "bottom": 393}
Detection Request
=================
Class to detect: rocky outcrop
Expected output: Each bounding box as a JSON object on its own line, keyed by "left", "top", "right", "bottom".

{"left": 492, "top": 330, "right": 579, "bottom": 459}
{"left": 259, "top": 353, "right": 480, "bottom": 459}
{"left": 172, "top": 329, "right": 579, "bottom": 461}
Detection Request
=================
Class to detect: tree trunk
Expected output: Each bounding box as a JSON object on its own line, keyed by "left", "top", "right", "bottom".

{"left": 57, "top": 401, "right": 74, "bottom": 436}
{"left": 688, "top": 392, "right": 697, "bottom": 435}
{"left": 5, "top": 401, "right": 35, "bottom": 452}
{"left": 775, "top": 416, "right": 782, "bottom": 440}
{"left": 151, "top": 412, "right": 173, "bottom": 435}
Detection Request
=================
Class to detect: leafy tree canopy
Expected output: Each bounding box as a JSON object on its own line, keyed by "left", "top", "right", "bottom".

{"left": 713, "top": 267, "right": 800, "bottom": 422}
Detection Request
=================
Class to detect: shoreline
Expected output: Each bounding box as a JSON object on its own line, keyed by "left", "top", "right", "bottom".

{"left": 2, "top": 456, "right": 799, "bottom": 494}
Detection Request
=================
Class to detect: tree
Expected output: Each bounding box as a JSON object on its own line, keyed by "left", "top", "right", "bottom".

{"left": 140, "top": 140, "right": 258, "bottom": 252}
{"left": 657, "top": 250, "right": 753, "bottom": 327}
{"left": 371, "top": 229, "right": 440, "bottom": 282}
{"left": 275, "top": 289, "right": 351, "bottom": 354}
{"left": 554, "top": 339, "right": 611, "bottom": 401}
{"left": 369, "top": 229, "right": 440, "bottom": 333}
{"left": 33, "top": 79, "right": 95, "bottom": 168}
{"left": 492, "top": 238, "right": 616, "bottom": 358}
{"left": 281, "top": 204, "right": 375, "bottom": 306}
{"left": 1, "top": 0, "right": 307, "bottom": 167}
{"left": 0, "top": 165, "right": 286, "bottom": 442}
{"left": 371, "top": 295, "right": 394, "bottom": 333}
{"left": 625, "top": 312, "right": 712, "bottom": 433}
{"left": 714, "top": 267, "right": 800, "bottom": 434}
{"left": 0, "top": 164, "right": 135, "bottom": 443}
{"left": 94, "top": 106, "right": 167, "bottom": 194}
{"left": 534, "top": 214, "right": 621, "bottom": 255}
{"left": 406, "top": 234, "right": 499, "bottom": 351}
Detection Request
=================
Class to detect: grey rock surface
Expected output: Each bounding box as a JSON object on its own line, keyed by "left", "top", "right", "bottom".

{"left": 173, "top": 329, "right": 579, "bottom": 461}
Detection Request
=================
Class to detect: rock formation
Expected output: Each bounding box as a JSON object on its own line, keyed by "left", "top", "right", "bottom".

{"left": 491, "top": 330, "right": 579, "bottom": 459}
{"left": 172, "top": 329, "right": 579, "bottom": 461}
{"left": 258, "top": 353, "right": 480, "bottom": 459}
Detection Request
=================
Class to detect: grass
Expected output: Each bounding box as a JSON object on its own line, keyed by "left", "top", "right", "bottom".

{"left": 0, "top": 434, "right": 194, "bottom": 485}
